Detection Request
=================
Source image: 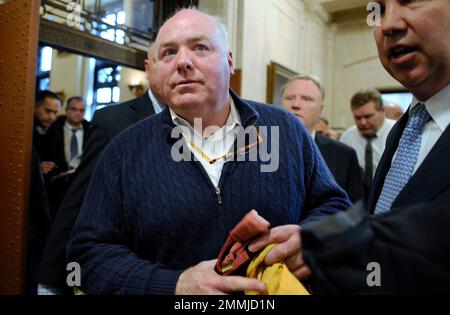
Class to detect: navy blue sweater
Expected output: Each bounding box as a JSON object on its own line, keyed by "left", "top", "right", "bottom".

{"left": 68, "top": 92, "right": 351, "bottom": 294}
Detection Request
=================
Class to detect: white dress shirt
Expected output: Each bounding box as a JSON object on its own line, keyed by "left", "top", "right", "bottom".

{"left": 340, "top": 118, "right": 396, "bottom": 173}
{"left": 148, "top": 89, "right": 165, "bottom": 114}
{"left": 405, "top": 84, "right": 450, "bottom": 175}
{"left": 63, "top": 121, "right": 84, "bottom": 170}
{"left": 169, "top": 96, "right": 241, "bottom": 188}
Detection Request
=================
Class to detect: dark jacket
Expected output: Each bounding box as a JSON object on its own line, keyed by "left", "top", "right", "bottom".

{"left": 38, "top": 92, "right": 155, "bottom": 292}
{"left": 26, "top": 147, "right": 52, "bottom": 294}
{"left": 32, "top": 116, "right": 49, "bottom": 161}
{"left": 302, "top": 200, "right": 450, "bottom": 294}
{"left": 44, "top": 115, "right": 90, "bottom": 218}
{"left": 315, "top": 133, "right": 364, "bottom": 204}
{"left": 67, "top": 91, "right": 351, "bottom": 294}
{"left": 44, "top": 115, "right": 90, "bottom": 174}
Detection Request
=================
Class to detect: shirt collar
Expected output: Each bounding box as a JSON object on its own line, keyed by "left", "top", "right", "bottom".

{"left": 410, "top": 84, "right": 450, "bottom": 133}
{"left": 169, "top": 95, "right": 242, "bottom": 133}
{"left": 148, "top": 89, "right": 165, "bottom": 114}
{"left": 64, "top": 120, "right": 82, "bottom": 130}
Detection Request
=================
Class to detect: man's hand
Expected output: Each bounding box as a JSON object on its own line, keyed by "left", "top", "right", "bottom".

{"left": 248, "top": 225, "right": 312, "bottom": 281}
{"left": 40, "top": 161, "right": 57, "bottom": 174}
{"left": 175, "top": 259, "right": 266, "bottom": 295}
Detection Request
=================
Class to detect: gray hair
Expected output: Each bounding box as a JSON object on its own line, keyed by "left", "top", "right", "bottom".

{"left": 280, "top": 74, "right": 325, "bottom": 101}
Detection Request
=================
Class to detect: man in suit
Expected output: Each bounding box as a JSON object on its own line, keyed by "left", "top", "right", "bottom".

{"left": 369, "top": 0, "right": 450, "bottom": 214}
{"left": 281, "top": 75, "right": 364, "bottom": 203}
{"left": 45, "top": 97, "right": 90, "bottom": 218}
{"left": 340, "top": 89, "right": 396, "bottom": 200}
{"left": 249, "top": 0, "right": 450, "bottom": 293}
{"left": 37, "top": 45, "right": 164, "bottom": 294}
{"left": 33, "top": 90, "right": 61, "bottom": 173}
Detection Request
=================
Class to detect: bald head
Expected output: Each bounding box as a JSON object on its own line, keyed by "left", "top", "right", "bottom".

{"left": 155, "top": 9, "right": 229, "bottom": 60}
{"left": 151, "top": 7, "right": 234, "bottom": 126}
{"left": 384, "top": 103, "right": 404, "bottom": 121}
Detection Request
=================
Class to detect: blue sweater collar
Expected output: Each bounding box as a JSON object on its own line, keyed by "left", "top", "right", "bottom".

{"left": 161, "top": 89, "right": 259, "bottom": 135}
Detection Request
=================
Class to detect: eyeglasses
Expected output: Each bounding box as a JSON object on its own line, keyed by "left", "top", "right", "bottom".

{"left": 181, "top": 124, "right": 262, "bottom": 165}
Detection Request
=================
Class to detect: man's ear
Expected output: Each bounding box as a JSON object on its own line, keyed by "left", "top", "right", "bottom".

{"left": 144, "top": 59, "right": 151, "bottom": 81}
{"left": 228, "top": 51, "right": 234, "bottom": 75}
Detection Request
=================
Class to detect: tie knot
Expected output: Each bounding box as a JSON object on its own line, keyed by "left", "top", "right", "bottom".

{"left": 408, "top": 103, "right": 430, "bottom": 130}
{"left": 71, "top": 128, "right": 78, "bottom": 134}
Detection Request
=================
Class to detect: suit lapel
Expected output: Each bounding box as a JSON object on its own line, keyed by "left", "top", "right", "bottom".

{"left": 394, "top": 124, "right": 450, "bottom": 207}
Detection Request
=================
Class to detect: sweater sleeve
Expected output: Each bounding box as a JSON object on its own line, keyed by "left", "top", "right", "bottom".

{"left": 287, "top": 114, "right": 351, "bottom": 224}
{"left": 67, "top": 139, "right": 182, "bottom": 295}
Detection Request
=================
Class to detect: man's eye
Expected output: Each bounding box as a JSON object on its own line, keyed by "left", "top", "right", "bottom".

{"left": 161, "top": 48, "right": 176, "bottom": 58}
{"left": 195, "top": 44, "right": 208, "bottom": 51}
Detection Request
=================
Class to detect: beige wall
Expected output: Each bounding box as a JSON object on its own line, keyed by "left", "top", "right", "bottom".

{"left": 49, "top": 50, "right": 84, "bottom": 112}
{"left": 327, "top": 18, "right": 403, "bottom": 129}
{"left": 118, "top": 67, "right": 148, "bottom": 102}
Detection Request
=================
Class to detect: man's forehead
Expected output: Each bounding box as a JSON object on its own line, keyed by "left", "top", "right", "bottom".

{"left": 159, "top": 35, "right": 212, "bottom": 48}
{"left": 287, "top": 80, "right": 320, "bottom": 94}
{"left": 156, "top": 12, "right": 217, "bottom": 43}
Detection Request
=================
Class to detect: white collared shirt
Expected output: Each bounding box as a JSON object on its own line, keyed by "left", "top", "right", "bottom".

{"left": 63, "top": 121, "right": 84, "bottom": 170}
{"left": 169, "top": 96, "right": 241, "bottom": 188}
{"left": 148, "top": 89, "right": 165, "bottom": 114}
{"left": 340, "top": 118, "right": 396, "bottom": 173}
{"left": 406, "top": 84, "right": 450, "bottom": 174}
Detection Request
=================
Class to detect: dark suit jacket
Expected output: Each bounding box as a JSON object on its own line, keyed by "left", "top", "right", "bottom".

{"left": 38, "top": 92, "right": 156, "bottom": 291}
{"left": 315, "top": 133, "right": 364, "bottom": 204}
{"left": 44, "top": 115, "right": 90, "bottom": 174}
{"left": 302, "top": 200, "right": 450, "bottom": 294}
{"left": 368, "top": 109, "right": 450, "bottom": 214}
{"left": 44, "top": 116, "right": 90, "bottom": 218}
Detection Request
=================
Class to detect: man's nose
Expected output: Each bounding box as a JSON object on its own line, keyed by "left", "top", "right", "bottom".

{"left": 176, "top": 48, "right": 194, "bottom": 73}
{"left": 291, "top": 103, "right": 301, "bottom": 111}
{"left": 381, "top": 3, "right": 407, "bottom": 37}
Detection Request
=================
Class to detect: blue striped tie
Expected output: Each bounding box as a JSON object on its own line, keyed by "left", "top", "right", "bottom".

{"left": 374, "top": 104, "right": 430, "bottom": 215}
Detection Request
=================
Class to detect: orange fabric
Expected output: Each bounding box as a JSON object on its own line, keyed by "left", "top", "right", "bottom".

{"left": 245, "top": 244, "right": 310, "bottom": 295}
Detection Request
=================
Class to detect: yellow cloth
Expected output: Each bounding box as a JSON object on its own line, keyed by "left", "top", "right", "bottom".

{"left": 245, "top": 244, "right": 310, "bottom": 295}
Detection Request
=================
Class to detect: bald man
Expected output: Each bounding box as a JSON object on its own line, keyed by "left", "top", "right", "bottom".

{"left": 67, "top": 8, "right": 350, "bottom": 295}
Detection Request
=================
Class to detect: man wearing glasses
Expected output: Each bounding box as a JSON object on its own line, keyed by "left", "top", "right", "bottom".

{"left": 67, "top": 8, "right": 350, "bottom": 295}
{"left": 45, "top": 96, "right": 90, "bottom": 218}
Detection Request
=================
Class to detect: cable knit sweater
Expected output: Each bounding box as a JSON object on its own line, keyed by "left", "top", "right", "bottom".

{"left": 67, "top": 92, "right": 351, "bottom": 294}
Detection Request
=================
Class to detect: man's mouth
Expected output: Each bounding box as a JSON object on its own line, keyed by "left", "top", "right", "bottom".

{"left": 175, "top": 80, "right": 199, "bottom": 87}
{"left": 389, "top": 45, "right": 417, "bottom": 60}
